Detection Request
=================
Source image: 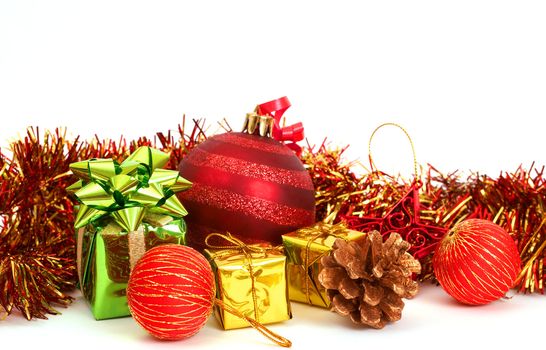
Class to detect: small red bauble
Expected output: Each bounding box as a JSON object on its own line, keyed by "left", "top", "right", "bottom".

{"left": 127, "top": 244, "right": 215, "bottom": 340}
{"left": 178, "top": 132, "right": 315, "bottom": 250}
{"left": 433, "top": 219, "right": 521, "bottom": 305}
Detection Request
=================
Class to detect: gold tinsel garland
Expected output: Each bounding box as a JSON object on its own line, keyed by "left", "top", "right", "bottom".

{"left": 0, "top": 121, "right": 207, "bottom": 320}
{"left": 302, "top": 141, "right": 545, "bottom": 292}
{"left": 1, "top": 124, "right": 544, "bottom": 320}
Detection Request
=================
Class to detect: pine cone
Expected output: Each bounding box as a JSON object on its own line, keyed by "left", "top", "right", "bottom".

{"left": 318, "top": 230, "right": 421, "bottom": 329}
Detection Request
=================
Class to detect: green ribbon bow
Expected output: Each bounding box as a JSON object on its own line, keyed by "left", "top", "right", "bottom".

{"left": 68, "top": 146, "right": 192, "bottom": 231}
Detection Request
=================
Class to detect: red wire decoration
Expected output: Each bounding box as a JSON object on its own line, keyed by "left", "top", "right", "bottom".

{"left": 342, "top": 123, "right": 447, "bottom": 262}
{"left": 344, "top": 182, "right": 447, "bottom": 260}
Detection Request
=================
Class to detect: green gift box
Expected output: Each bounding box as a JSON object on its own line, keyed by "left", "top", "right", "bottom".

{"left": 69, "top": 146, "right": 192, "bottom": 320}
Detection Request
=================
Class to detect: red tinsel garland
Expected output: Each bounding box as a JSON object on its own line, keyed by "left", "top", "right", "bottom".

{"left": 1, "top": 123, "right": 545, "bottom": 320}
{"left": 0, "top": 120, "right": 206, "bottom": 320}
{"left": 300, "top": 137, "right": 546, "bottom": 292}
{"left": 0, "top": 129, "right": 79, "bottom": 319}
{"left": 419, "top": 164, "right": 546, "bottom": 292}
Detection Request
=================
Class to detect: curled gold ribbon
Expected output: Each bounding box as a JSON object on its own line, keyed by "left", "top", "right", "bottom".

{"left": 214, "top": 299, "right": 292, "bottom": 348}
{"left": 164, "top": 286, "right": 291, "bottom": 347}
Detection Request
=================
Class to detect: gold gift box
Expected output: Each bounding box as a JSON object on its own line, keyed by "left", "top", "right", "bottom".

{"left": 282, "top": 223, "right": 366, "bottom": 308}
{"left": 204, "top": 244, "right": 292, "bottom": 330}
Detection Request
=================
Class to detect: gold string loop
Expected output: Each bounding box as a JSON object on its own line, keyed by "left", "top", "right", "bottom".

{"left": 368, "top": 122, "right": 419, "bottom": 179}
{"left": 214, "top": 299, "right": 292, "bottom": 348}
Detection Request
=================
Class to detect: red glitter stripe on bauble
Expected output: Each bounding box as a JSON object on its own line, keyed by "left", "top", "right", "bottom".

{"left": 180, "top": 162, "right": 315, "bottom": 210}
{"left": 214, "top": 133, "right": 295, "bottom": 156}
{"left": 182, "top": 183, "right": 315, "bottom": 227}
{"left": 196, "top": 136, "right": 305, "bottom": 171}
{"left": 185, "top": 148, "right": 314, "bottom": 190}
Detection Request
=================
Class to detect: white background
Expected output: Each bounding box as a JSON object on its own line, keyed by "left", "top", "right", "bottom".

{"left": 1, "top": 1, "right": 545, "bottom": 349}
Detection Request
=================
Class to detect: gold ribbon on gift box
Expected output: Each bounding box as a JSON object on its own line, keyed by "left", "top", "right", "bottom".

{"left": 205, "top": 233, "right": 292, "bottom": 347}
{"left": 205, "top": 233, "right": 284, "bottom": 322}
{"left": 282, "top": 222, "right": 366, "bottom": 308}
{"left": 297, "top": 222, "right": 350, "bottom": 304}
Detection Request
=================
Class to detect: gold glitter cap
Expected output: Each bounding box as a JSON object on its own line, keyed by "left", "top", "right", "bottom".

{"left": 242, "top": 109, "right": 275, "bottom": 137}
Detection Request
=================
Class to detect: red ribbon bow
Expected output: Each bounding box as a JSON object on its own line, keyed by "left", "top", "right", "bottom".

{"left": 257, "top": 97, "right": 304, "bottom": 155}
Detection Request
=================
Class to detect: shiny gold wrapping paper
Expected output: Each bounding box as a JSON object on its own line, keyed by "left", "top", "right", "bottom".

{"left": 204, "top": 246, "right": 292, "bottom": 330}
{"left": 282, "top": 223, "right": 367, "bottom": 308}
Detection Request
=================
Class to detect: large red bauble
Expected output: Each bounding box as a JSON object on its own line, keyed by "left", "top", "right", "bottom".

{"left": 433, "top": 219, "right": 521, "bottom": 305}
{"left": 178, "top": 132, "right": 315, "bottom": 250}
{"left": 127, "top": 244, "right": 215, "bottom": 340}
